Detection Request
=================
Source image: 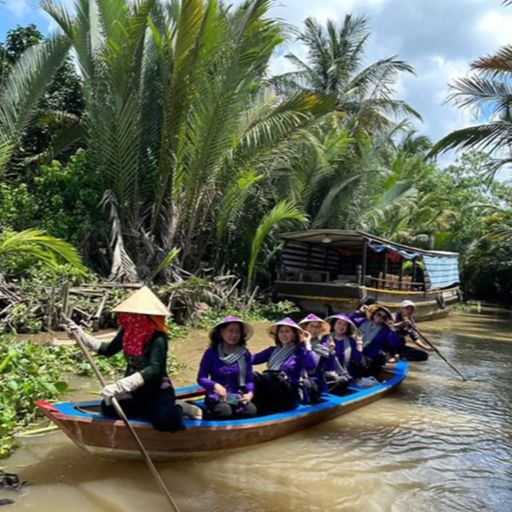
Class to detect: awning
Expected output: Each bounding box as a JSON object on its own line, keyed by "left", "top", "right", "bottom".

{"left": 422, "top": 255, "right": 460, "bottom": 289}
{"left": 366, "top": 239, "right": 419, "bottom": 260}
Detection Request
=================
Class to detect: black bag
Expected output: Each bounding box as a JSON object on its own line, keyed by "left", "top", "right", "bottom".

{"left": 253, "top": 371, "right": 297, "bottom": 414}
{"left": 299, "top": 376, "right": 321, "bottom": 404}
{"left": 325, "top": 372, "right": 350, "bottom": 395}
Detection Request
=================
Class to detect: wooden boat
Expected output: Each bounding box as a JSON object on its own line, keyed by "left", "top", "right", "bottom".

{"left": 35, "top": 361, "right": 408, "bottom": 461}
{"left": 274, "top": 230, "right": 461, "bottom": 321}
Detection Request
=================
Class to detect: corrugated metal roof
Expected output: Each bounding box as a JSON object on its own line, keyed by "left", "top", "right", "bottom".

{"left": 280, "top": 230, "right": 459, "bottom": 258}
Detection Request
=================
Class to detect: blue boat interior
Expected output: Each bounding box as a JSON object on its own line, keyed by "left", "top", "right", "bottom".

{"left": 54, "top": 361, "right": 408, "bottom": 428}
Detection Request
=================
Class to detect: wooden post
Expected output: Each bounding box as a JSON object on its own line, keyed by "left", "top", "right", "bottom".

{"left": 47, "top": 287, "right": 55, "bottom": 332}
{"left": 398, "top": 257, "right": 404, "bottom": 290}
{"left": 383, "top": 253, "right": 388, "bottom": 289}
{"left": 361, "top": 241, "right": 367, "bottom": 285}
{"left": 61, "top": 282, "right": 70, "bottom": 317}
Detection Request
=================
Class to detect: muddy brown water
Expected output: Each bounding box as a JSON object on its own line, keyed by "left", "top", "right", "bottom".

{"left": 2, "top": 305, "right": 512, "bottom": 511}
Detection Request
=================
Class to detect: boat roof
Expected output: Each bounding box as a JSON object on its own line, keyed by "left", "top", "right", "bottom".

{"left": 280, "top": 230, "right": 459, "bottom": 259}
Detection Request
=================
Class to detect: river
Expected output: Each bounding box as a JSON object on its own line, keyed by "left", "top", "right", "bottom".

{"left": 2, "top": 305, "right": 511, "bottom": 511}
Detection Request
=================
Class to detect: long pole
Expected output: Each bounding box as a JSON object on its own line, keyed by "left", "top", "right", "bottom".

{"left": 61, "top": 315, "right": 181, "bottom": 512}
{"left": 411, "top": 325, "right": 467, "bottom": 382}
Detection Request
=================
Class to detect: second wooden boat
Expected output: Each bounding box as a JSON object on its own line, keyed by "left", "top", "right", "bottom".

{"left": 274, "top": 230, "right": 461, "bottom": 321}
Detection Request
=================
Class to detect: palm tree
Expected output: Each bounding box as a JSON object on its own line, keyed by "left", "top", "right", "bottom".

{"left": 352, "top": 149, "right": 454, "bottom": 247}
{"left": 432, "top": 1, "right": 512, "bottom": 174}
{"left": 43, "top": 0, "right": 331, "bottom": 282}
{"left": 275, "top": 15, "right": 419, "bottom": 134}
{"left": 0, "top": 31, "right": 86, "bottom": 276}
{"left": 431, "top": 47, "right": 512, "bottom": 175}
{"left": 0, "top": 34, "right": 70, "bottom": 174}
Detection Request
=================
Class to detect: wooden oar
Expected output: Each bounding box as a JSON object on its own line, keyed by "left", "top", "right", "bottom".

{"left": 61, "top": 315, "right": 181, "bottom": 512}
{"left": 411, "top": 325, "right": 467, "bottom": 382}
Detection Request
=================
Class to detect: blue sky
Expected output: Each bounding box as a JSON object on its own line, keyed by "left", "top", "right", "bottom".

{"left": 1, "top": 0, "right": 511, "bottom": 166}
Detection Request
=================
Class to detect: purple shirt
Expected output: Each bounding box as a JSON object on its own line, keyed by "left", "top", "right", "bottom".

{"left": 197, "top": 347, "right": 255, "bottom": 398}
{"left": 357, "top": 320, "right": 401, "bottom": 358}
{"left": 252, "top": 343, "right": 316, "bottom": 386}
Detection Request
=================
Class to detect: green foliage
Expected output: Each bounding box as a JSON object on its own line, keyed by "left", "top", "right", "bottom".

{"left": 30, "top": 150, "right": 102, "bottom": 246}
{"left": 0, "top": 335, "right": 185, "bottom": 458}
{"left": 0, "top": 150, "right": 103, "bottom": 274}
{"left": 191, "top": 300, "right": 298, "bottom": 329}
{"left": 248, "top": 200, "right": 307, "bottom": 282}
{"left": 0, "top": 340, "right": 71, "bottom": 458}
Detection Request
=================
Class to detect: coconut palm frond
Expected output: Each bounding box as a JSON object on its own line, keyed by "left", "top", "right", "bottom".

{"left": 431, "top": 122, "right": 512, "bottom": 155}
{"left": 0, "top": 229, "right": 85, "bottom": 272}
{"left": 148, "top": 247, "right": 181, "bottom": 282}
{"left": 0, "top": 34, "right": 71, "bottom": 174}
{"left": 247, "top": 200, "right": 307, "bottom": 282}
{"left": 448, "top": 75, "right": 512, "bottom": 113}
{"left": 312, "top": 173, "right": 362, "bottom": 228}
{"left": 216, "top": 169, "right": 264, "bottom": 242}
{"left": 472, "top": 46, "right": 512, "bottom": 77}
{"left": 101, "top": 191, "right": 139, "bottom": 282}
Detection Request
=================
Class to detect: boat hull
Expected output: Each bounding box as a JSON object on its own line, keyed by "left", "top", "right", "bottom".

{"left": 36, "top": 362, "right": 408, "bottom": 460}
{"left": 274, "top": 280, "right": 459, "bottom": 321}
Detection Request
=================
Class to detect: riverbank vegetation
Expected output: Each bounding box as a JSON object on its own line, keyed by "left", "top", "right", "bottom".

{"left": 1, "top": 0, "right": 512, "bottom": 456}
{"left": 0, "top": 1, "right": 510, "bottom": 304}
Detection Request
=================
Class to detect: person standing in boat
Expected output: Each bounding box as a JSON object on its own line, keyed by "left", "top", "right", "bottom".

{"left": 393, "top": 300, "right": 430, "bottom": 361}
{"left": 326, "top": 313, "right": 364, "bottom": 381}
{"left": 353, "top": 304, "right": 401, "bottom": 376}
{"left": 66, "top": 286, "right": 186, "bottom": 431}
{"left": 252, "top": 317, "right": 316, "bottom": 414}
{"left": 197, "top": 316, "right": 257, "bottom": 419}
{"left": 299, "top": 314, "right": 350, "bottom": 395}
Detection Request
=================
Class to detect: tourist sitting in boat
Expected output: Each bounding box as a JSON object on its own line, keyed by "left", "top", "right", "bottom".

{"left": 353, "top": 304, "right": 401, "bottom": 376}
{"left": 349, "top": 297, "right": 376, "bottom": 324}
{"left": 326, "top": 313, "right": 364, "bottom": 381}
{"left": 252, "top": 317, "right": 316, "bottom": 414}
{"left": 197, "top": 316, "right": 257, "bottom": 419}
{"left": 299, "top": 313, "right": 350, "bottom": 395}
{"left": 393, "top": 300, "right": 430, "bottom": 362}
{"left": 66, "top": 286, "right": 186, "bottom": 431}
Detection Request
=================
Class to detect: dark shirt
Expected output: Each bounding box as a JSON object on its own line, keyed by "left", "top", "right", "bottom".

{"left": 98, "top": 330, "right": 169, "bottom": 390}
{"left": 394, "top": 312, "right": 420, "bottom": 342}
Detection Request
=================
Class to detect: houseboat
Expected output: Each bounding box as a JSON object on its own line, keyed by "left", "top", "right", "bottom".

{"left": 274, "top": 230, "right": 461, "bottom": 321}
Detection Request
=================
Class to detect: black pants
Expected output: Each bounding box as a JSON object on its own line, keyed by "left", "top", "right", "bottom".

{"left": 357, "top": 353, "right": 387, "bottom": 377}
{"left": 205, "top": 399, "right": 258, "bottom": 419}
{"left": 399, "top": 345, "right": 429, "bottom": 361}
{"left": 101, "top": 387, "right": 184, "bottom": 432}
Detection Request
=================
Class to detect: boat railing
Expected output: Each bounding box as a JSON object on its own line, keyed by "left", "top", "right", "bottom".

{"left": 364, "top": 274, "right": 425, "bottom": 291}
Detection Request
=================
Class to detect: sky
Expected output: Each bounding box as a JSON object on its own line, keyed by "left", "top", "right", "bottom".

{"left": 1, "top": 0, "right": 511, "bottom": 166}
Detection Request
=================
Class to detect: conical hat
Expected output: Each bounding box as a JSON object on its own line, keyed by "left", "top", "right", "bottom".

{"left": 267, "top": 317, "right": 306, "bottom": 339}
{"left": 112, "top": 286, "right": 170, "bottom": 316}
{"left": 208, "top": 316, "right": 254, "bottom": 342}
{"left": 366, "top": 304, "right": 393, "bottom": 321}
{"left": 298, "top": 313, "right": 330, "bottom": 336}
{"left": 325, "top": 313, "right": 361, "bottom": 337}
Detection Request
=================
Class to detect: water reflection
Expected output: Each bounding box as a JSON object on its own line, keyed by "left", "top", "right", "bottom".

{"left": 3, "top": 307, "right": 512, "bottom": 511}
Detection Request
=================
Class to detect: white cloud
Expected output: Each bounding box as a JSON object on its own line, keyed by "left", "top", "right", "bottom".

{"left": 476, "top": 10, "right": 512, "bottom": 47}
{"left": 5, "top": 0, "right": 31, "bottom": 18}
